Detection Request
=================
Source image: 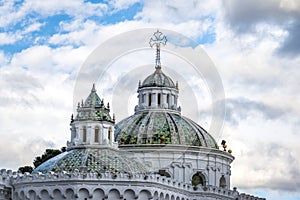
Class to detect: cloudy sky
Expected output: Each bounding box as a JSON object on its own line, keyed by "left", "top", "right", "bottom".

{"left": 1, "top": 0, "right": 300, "bottom": 199}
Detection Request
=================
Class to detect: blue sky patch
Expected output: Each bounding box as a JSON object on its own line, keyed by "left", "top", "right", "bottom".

{"left": 98, "top": 2, "right": 143, "bottom": 25}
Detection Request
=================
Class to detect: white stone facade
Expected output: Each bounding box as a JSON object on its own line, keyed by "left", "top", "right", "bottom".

{"left": 0, "top": 168, "right": 266, "bottom": 200}
{"left": 120, "top": 145, "right": 233, "bottom": 190}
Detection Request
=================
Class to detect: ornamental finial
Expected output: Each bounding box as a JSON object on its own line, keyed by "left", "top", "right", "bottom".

{"left": 149, "top": 30, "right": 167, "bottom": 69}
{"left": 91, "top": 83, "right": 96, "bottom": 92}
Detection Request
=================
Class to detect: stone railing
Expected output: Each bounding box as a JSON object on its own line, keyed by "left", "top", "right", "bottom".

{"left": 239, "top": 193, "right": 266, "bottom": 200}
{"left": 11, "top": 170, "right": 238, "bottom": 198}
{"left": 0, "top": 169, "right": 15, "bottom": 186}
{"left": 2, "top": 169, "right": 265, "bottom": 200}
{"left": 0, "top": 169, "right": 13, "bottom": 199}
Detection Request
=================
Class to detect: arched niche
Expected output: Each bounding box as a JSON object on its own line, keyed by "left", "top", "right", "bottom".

{"left": 158, "top": 169, "right": 172, "bottom": 178}
{"left": 108, "top": 189, "right": 121, "bottom": 200}
{"left": 219, "top": 175, "right": 227, "bottom": 188}
{"left": 78, "top": 188, "right": 89, "bottom": 199}
{"left": 28, "top": 190, "right": 37, "bottom": 199}
{"left": 123, "top": 189, "right": 135, "bottom": 200}
{"left": 191, "top": 172, "right": 206, "bottom": 186}
{"left": 138, "top": 190, "right": 151, "bottom": 200}
{"left": 65, "top": 188, "right": 75, "bottom": 199}
{"left": 53, "top": 189, "right": 64, "bottom": 200}
{"left": 20, "top": 191, "right": 25, "bottom": 200}
{"left": 153, "top": 191, "right": 159, "bottom": 200}
{"left": 165, "top": 193, "right": 170, "bottom": 200}
{"left": 159, "top": 192, "right": 164, "bottom": 200}
{"left": 40, "top": 189, "right": 50, "bottom": 200}
{"left": 93, "top": 188, "right": 105, "bottom": 199}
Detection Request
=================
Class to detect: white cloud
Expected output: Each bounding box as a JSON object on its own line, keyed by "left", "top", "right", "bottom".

{"left": 0, "top": 0, "right": 25, "bottom": 28}
{"left": 22, "top": 22, "right": 45, "bottom": 34}
{"left": 222, "top": 0, "right": 300, "bottom": 55}
{"left": 0, "top": 51, "right": 9, "bottom": 65}
{"left": 0, "top": 0, "right": 108, "bottom": 28}
{"left": 23, "top": 0, "right": 107, "bottom": 18}
{"left": 203, "top": 8, "right": 300, "bottom": 196}
{"left": 136, "top": 0, "right": 219, "bottom": 23}
{"left": 280, "top": 0, "right": 300, "bottom": 12}
{"left": 9, "top": 44, "right": 90, "bottom": 74}
{"left": 0, "top": 65, "right": 74, "bottom": 170}
{"left": 108, "top": 0, "right": 140, "bottom": 11}
{"left": 0, "top": 32, "right": 21, "bottom": 45}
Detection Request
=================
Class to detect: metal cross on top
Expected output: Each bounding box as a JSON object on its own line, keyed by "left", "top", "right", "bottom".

{"left": 149, "top": 30, "right": 167, "bottom": 69}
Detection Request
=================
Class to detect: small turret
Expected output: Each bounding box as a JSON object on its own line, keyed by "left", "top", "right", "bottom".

{"left": 68, "top": 84, "right": 117, "bottom": 150}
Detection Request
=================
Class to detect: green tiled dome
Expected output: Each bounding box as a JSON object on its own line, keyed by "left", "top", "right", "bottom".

{"left": 75, "top": 84, "right": 114, "bottom": 123}
{"left": 33, "top": 148, "right": 147, "bottom": 174}
{"left": 114, "top": 112, "right": 219, "bottom": 149}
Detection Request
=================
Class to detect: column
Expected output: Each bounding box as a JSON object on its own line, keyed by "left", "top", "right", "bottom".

{"left": 151, "top": 93, "right": 156, "bottom": 107}
{"left": 145, "top": 92, "right": 149, "bottom": 107}
{"left": 162, "top": 93, "right": 167, "bottom": 108}
{"left": 171, "top": 94, "right": 175, "bottom": 108}
{"left": 138, "top": 94, "right": 141, "bottom": 106}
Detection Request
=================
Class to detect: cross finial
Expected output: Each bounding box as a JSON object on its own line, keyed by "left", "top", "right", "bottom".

{"left": 149, "top": 30, "right": 167, "bottom": 69}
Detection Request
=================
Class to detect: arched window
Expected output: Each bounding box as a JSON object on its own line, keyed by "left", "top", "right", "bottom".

{"left": 148, "top": 93, "right": 152, "bottom": 106}
{"left": 108, "top": 127, "right": 112, "bottom": 142}
{"left": 192, "top": 172, "right": 205, "bottom": 186}
{"left": 158, "top": 93, "right": 161, "bottom": 106}
{"left": 158, "top": 169, "right": 171, "bottom": 177}
{"left": 94, "top": 126, "right": 99, "bottom": 143}
{"left": 167, "top": 94, "right": 170, "bottom": 107}
{"left": 82, "top": 126, "right": 87, "bottom": 143}
{"left": 219, "top": 175, "right": 226, "bottom": 188}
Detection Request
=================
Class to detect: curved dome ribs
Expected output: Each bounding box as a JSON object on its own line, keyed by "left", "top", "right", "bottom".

{"left": 115, "top": 115, "right": 139, "bottom": 143}
{"left": 186, "top": 118, "right": 219, "bottom": 149}
{"left": 172, "top": 114, "right": 198, "bottom": 146}
{"left": 139, "top": 113, "right": 151, "bottom": 143}
{"left": 151, "top": 112, "right": 171, "bottom": 144}
{"left": 114, "top": 112, "right": 219, "bottom": 149}
{"left": 34, "top": 149, "right": 148, "bottom": 174}
{"left": 128, "top": 114, "right": 145, "bottom": 144}
{"left": 142, "top": 113, "right": 153, "bottom": 144}
{"left": 181, "top": 116, "right": 205, "bottom": 146}
{"left": 165, "top": 112, "right": 177, "bottom": 144}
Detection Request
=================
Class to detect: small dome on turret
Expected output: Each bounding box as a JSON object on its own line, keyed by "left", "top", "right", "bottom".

{"left": 76, "top": 84, "right": 114, "bottom": 123}
{"left": 140, "top": 68, "right": 176, "bottom": 88}
{"left": 83, "top": 83, "right": 102, "bottom": 107}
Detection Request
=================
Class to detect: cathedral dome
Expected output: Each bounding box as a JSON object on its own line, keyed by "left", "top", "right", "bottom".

{"left": 33, "top": 148, "right": 147, "bottom": 174}
{"left": 116, "top": 31, "right": 218, "bottom": 149}
{"left": 114, "top": 112, "right": 219, "bottom": 149}
{"left": 141, "top": 68, "right": 176, "bottom": 88}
